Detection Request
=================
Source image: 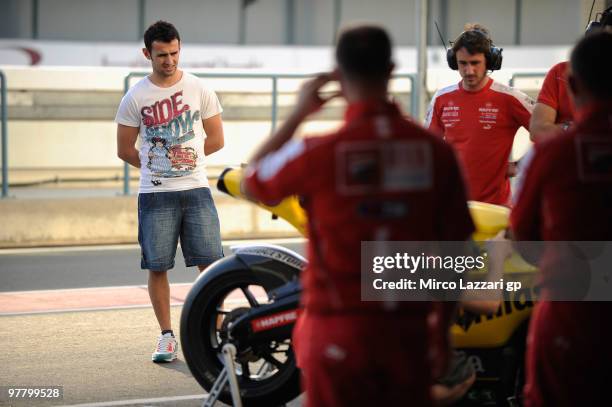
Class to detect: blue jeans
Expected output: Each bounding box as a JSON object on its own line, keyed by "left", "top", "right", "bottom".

{"left": 138, "top": 187, "right": 223, "bottom": 270}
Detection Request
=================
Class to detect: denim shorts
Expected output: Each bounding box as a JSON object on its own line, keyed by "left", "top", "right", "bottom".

{"left": 138, "top": 187, "right": 223, "bottom": 271}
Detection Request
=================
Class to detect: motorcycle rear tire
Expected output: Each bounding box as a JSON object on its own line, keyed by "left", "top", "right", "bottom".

{"left": 181, "top": 268, "right": 301, "bottom": 407}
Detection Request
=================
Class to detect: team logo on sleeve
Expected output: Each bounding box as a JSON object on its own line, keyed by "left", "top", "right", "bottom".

{"left": 576, "top": 136, "right": 612, "bottom": 182}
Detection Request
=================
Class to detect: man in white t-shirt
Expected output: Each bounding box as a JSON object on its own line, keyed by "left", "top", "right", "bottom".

{"left": 115, "top": 20, "right": 224, "bottom": 363}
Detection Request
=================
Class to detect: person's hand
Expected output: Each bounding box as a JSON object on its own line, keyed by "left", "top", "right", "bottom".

{"left": 507, "top": 161, "right": 518, "bottom": 177}
{"left": 485, "top": 230, "right": 514, "bottom": 264}
{"left": 292, "top": 72, "right": 342, "bottom": 119}
{"left": 431, "top": 372, "right": 476, "bottom": 406}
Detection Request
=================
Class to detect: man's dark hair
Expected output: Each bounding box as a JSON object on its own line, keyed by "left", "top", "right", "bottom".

{"left": 570, "top": 30, "right": 612, "bottom": 100}
{"left": 335, "top": 25, "right": 393, "bottom": 82}
{"left": 144, "top": 21, "right": 181, "bottom": 52}
{"left": 451, "top": 23, "right": 491, "bottom": 56}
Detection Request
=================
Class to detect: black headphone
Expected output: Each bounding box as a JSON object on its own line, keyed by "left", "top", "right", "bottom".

{"left": 446, "top": 30, "right": 503, "bottom": 71}
{"left": 585, "top": 6, "right": 612, "bottom": 34}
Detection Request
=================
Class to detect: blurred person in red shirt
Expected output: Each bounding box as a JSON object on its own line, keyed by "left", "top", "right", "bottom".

{"left": 512, "top": 30, "right": 612, "bottom": 407}
{"left": 530, "top": 6, "right": 612, "bottom": 142}
{"left": 529, "top": 61, "right": 575, "bottom": 141}
{"left": 244, "top": 25, "right": 475, "bottom": 407}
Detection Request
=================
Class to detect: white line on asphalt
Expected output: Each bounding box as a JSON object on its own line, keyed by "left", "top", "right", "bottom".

{"left": 0, "top": 244, "right": 141, "bottom": 254}
{"left": 0, "top": 303, "right": 182, "bottom": 317}
{"left": 0, "top": 237, "right": 305, "bottom": 255}
{"left": 0, "top": 297, "right": 266, "bottom": 317}
{"left": 0, "top": 283, "right": 191, "bottom": 295}
{"left": 59, "top": 394, "right": 207, "bottom": 407}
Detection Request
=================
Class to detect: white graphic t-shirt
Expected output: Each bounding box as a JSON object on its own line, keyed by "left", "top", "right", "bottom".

{"left": 115, "top": 72, "right": 222, "bottom": 193}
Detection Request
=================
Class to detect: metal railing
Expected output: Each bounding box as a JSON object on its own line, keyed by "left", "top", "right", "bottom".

{"left": 0, "top": 69, "right": 550, "bottom": 199}
{"left": 121, "top": 71, "right": 417, "bottom": 195}
{"left": 1, "top": 70, "right": 7, "bottom": 198}
{"left": 509, "top": 71, "right": 547, "bottom": 88}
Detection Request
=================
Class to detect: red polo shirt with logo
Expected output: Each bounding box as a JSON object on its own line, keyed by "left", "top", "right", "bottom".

{"left": 537, "top": 61, "right": 575, "bottom": 125}
{"left": 426, "top": 77, "right": 534, "bottom": 205}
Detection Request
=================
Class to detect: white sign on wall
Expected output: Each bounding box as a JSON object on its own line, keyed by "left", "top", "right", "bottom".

{"left": 0, "top": 40, "right": 571, "bottom": 72}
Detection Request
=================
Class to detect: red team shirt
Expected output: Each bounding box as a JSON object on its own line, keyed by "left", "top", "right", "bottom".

{"left": 245, "top": 100, "right": 474, "bottom": 406}
{"left": 536, "top": 61, "right": 575, "bottom": 125}
{"left": 512, "top": 101, "right": 612, "bottom": 407}
{"left": 425, "top": 77, "right": 534, "bottom": 205}
{"left": 246, "top": 101, "right": 474, "bottom": 313}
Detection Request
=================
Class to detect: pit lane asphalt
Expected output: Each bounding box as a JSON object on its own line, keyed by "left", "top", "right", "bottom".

{"left": 0, "top": 239, "right": 305, "bottom": 292}
{"left": 0, "top": 240, "right": 305, "bottom": 406}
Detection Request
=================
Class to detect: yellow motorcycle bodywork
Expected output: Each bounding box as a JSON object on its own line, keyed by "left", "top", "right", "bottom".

{"left": 220, "top": 168, "right": 536, "bottom": 349}
{"left": 456, "top": 201, "right": 536, "bottom": 348}
{"left": 220, "top": 167, "right": 308, "bottom": 236}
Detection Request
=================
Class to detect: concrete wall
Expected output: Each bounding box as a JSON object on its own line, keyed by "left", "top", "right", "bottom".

{"left": 37, "top": 0, "right": 141, "bottom": 42}
{"left": 0, "top": 193, "right": 301, "bottom": 247}
{"left": 520, "top": 0, "right": 583, "bottom": 45}
{"left": 446, "top": 0, "right": 517, "bottom": 44}
{"left": 144, "top": 0, "right": 242, "bottom": 44}
{"left": 1, "top": 0, "right": 608, "bottom": 45}
{"left": 294, "top": 0, "right": 335, "bottom": 45}
{"left": 340, "top": 0, "right": 418, "bottom": 45}
{"left": 243, "top": 0, "right": 286, "bottom": 45}
{"left": 0, "top": 0, "right": 33, "bottom": 38}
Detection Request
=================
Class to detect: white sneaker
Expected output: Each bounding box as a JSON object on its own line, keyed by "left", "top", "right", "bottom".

{"left": 152, "top": 333, "right": 178, "bottom": 363}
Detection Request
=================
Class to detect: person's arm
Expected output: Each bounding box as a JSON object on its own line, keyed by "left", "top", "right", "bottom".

{"left": 249, "top": 72, "right": 339, "bottom": 163}
{"left": 203, "top": 113, "right": 224, "bottom": 156}
{"left": 508, "top": 87, "right": 535, "bottom": 131}
{"left": 116, "top": 124, "right": 141, "bottom": 168}
{"left": 424, "top": 93, "right": 445, "bottom": 137}
{"left": 249, "top": 110, "right": 308, "bottom": 165}
{"left": 511, "top": 147, "right": 543, "bottom": 241}
{"left": 506, "top": 161, "right": 519, "bottom": 178}
{"left": 510, "top": 146, "right": 548, "bottom": 266}
{"left": 501, "top": 88, "right": 534, "bottom": 178}
{"left": 460, "top": 230, "right": 513, "bottom": 310}
{"left": 431, "top": 374, "right": 476, "bottom": 407}
{"left": 462, "top": 300, "right": 500, "bottom": 315}
{"left": 511, "top": 147, "right": 535, "bottom": 206}
{"left": 529, "top": 102, "right": 566, "bottom": 142}
{"left": 435, "top": 146, "right": 474, "bottom": 240}
{"left": 242, "top": 73, "right": 340, "bottom": 204}
{"left": 529, "top": 63, "right": 571, "bottom": 142}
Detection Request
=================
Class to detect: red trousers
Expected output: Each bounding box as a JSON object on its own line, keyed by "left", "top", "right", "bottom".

{"left": 293, "top": 311, "right": 434, "bottom": 407}
{"left": 524, "top": 301, "right": 612, "bottom": 407}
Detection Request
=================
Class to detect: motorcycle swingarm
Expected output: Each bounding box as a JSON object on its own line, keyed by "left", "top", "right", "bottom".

{"left": 229, "top": 293, "right": 301, "bottom": 349}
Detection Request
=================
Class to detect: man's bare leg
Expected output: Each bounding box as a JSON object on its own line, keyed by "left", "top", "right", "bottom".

{"left": 148, "top": 270, "right": 171, "bottom": 331}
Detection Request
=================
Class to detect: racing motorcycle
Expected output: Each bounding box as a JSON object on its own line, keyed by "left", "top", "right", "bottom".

{"left": 180, "top": 167, "right": 537, "bottom": 407}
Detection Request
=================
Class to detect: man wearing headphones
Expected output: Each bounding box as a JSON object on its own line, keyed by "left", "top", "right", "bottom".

{"left": 425, "top": 23, "right": 535, "bottom": 206}
{"left": 530, "top": 6, "right": 612, "bottom": 142}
